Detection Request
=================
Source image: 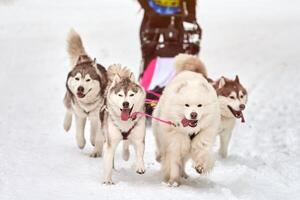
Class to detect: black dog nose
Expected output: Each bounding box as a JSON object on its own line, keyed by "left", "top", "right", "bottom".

{"left": 190, "top": 112, "right": 197, "bottom": 119}
{"left": 77, "top": 86, "right": 84, "bottom": 93}
{"left": 122, "top": 101, "right": 129, "bottom": 108}
{"left": 239, "top": 104, "right": 245, "bottom": 110}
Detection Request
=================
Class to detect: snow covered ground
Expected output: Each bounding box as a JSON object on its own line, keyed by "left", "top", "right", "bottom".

{"left": 0, "top": 0, "right": 300, "bottom": 199}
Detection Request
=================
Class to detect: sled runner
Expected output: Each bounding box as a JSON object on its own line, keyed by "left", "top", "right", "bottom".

{"left": 138, "top": 0, "right": 202, "bottom": 114}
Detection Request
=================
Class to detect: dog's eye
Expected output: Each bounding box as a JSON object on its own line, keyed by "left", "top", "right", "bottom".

{"left": 197, "top": 104, "right": 202, "bottom": 107}
{"left": 230, "top": 96, "right": 235, "bottom": 99}
{"left": 129, "top": 94, "right": 134, "bottom": 97}
{"left": 185, "top": 104, "right": 190, "bottom": 107}
{"left": 75, "top": 77, "right": 80, "bottom": 81}
{"left": 86, "top": 79, "right": 91, "bottom": 82}
{"left": 240, "top": 95, "right": 244, "bottom": 98}
{"left": 118, "top": 94, "right": 123, "bottom": 97}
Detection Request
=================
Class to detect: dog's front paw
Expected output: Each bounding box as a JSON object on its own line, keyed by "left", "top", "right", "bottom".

{"left": 194, "top": 154, "right": 215, "bottom": 174}
{"left": 181, "top": 171, "right": 189, "bottom": 179}
{"left": 195, "top": 165, "right": 205, "bottom": 174}
{"left": 76, "top": 137, "right": 86, "bottom": 149}
{"left": 163, "top": 180, "right": 180, "bottom": 187}
{"left": 103, "top": 180, "right": 114, "bottom": 185}
{"left": 103, "top": 176, "right": 114, "bottom": 185}
{"left": 218, "top": 149, "right": 228, "bottom": 158}
{"left": 136, "top": 166, "right": 145, "bottom": 174}
{"left": 90, "top": 150, "right": 102, "bottom": 158}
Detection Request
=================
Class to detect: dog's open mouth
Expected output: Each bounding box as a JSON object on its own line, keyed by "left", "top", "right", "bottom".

{"left": 227, "top": 105, "right": 245, "bottom": 122}
{"left": 76, "top": 89, "right": 92, "bottom": 99}
{"left": 120, "top": 106, "right": 133, "bottom": 121}
{"left": 181, "top": 118, "right": 198, "bottom": 128}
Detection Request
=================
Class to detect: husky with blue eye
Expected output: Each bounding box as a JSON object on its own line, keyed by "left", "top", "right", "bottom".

{"left": 101, "top": 65, "right": 146, "bottom": 185}
{"left": 63, "top": 30, "right": 107, "bottom": 157}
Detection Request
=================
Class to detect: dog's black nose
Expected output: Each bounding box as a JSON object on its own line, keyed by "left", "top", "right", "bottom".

{"left": 239, "top": 104, "right": 245, "bottom": 110}
{"left": 190, "top": 112, "right": 197, "bottom": 119}
{"left": 77, "top": 86, "right": 84, "bottom": 93}
{"left": 122, "top": 101, "right": 129, "bottom": 108}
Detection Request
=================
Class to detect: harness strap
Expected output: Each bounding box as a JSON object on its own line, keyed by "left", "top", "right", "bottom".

{"left": 131, "top": 112, "right": 176, "bottom": 127}
{"left": 189, "top": 132, "right": 198, "bottom": 140}
{"left": 121, "top": 122, "right": 137, "bottom": 140}
{"left": 146, "top": 90, "right": 161, "bottom": 98}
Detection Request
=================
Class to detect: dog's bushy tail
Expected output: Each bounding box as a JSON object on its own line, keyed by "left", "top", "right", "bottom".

{"left": 174, "top": 53, "right": 207, "bottom": 77}
{"left": 107, "top": 64, "right": 132, "bottom": 82}
{"left": 67, "top": 29, "right": 87, "bottom": 66}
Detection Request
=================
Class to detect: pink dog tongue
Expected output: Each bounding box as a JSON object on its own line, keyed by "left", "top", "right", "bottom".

{"left": 121, "top": 109, "right": 131, "bottom": 121}
{"left": 181, "top": 118, "right": 190, "bottom": 127}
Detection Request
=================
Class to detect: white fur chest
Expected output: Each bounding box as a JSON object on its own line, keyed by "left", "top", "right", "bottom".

{"left": 108, "top": 114, "right": 136, "bottom": 132}
{"left": 72, "top": 98, "right": 103, "bottom": 118}
{"left": 218, "top": 116, "right": 236, "bottom": 134}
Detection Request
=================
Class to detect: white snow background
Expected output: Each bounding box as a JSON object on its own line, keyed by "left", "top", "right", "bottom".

{"left": 0, "top": 0, "right": 300, "bottom": 199}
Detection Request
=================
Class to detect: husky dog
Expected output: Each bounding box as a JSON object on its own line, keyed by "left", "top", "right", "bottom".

{"left": 102, "top": 65, "right": 146, "bottom": 184}
{"left": 214, "top": 76, "right": 248, "bottom": 158}
{"left": 63, "top": 30, "right": 107, "bottom": 156}
{"left": 152, "top": 54, "right": 220, "bottom": 186}
{"left": 173, "top": 54, "right": 248, "bottom": 158}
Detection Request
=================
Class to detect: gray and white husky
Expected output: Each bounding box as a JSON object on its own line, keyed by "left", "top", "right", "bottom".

{"left": 101, "top": 65, "right": 146, "bottom": 184}
{"left": 63, "top": 30, "right": 107, "bottom": 156}
{"left": 213, "top": 76, "right": 248, "bottom": 158}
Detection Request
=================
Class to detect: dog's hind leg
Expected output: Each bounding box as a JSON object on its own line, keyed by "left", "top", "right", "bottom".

{"left": 122, "top": 141, "right": 130, "bottom": 161}
{"left": 63, "top": 110, "right": 72, "bottom": 132}
{"left": 75, "top": 115, "right": 86, "bottom": 149}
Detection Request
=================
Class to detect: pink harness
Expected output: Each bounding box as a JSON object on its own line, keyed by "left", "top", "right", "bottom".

{"left": 131, "top": 112, "right": 176, "bottom": 127}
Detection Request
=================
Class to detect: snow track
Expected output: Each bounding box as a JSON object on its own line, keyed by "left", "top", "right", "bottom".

{"left": 0, "top": 0, "right": 299, "bottom": 199}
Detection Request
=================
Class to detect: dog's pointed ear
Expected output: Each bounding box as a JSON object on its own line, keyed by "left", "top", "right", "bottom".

{"left": 92, "top": 58, "right": 96, "bottom": 66}
{"left": 74, "top": 56, "right": 82, "bottom": 67}
{"left": 111, "top": 74, "right": 121, "bottom": 86}
{"left": 92, "top": 58, "right": 99, "bottom": 71}
{"left": 129, "top": 72, "right": 136, "bottom": 82}
{"left": 175, "top": 81, "right": 187, "bottom": 93}
{"left": 235, "top": 75, "right": 240, "bottom": 84}
{"left": 92, "top": 58, "right": 104, "bottom": 78}
{"left": 218, "top": 77, "right": 226, "bottom": 88}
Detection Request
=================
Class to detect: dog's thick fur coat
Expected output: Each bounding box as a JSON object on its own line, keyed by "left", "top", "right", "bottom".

{"left": 63, "top": 30, "right": 107, "bottom": 156}
{"left": 152, "top": 54, "right": 220, "bottom": 186}
{"left": 102, "top": 65, "right": 146, "bottom": 184}
{"left": 173, "top": 54, "right": 248, "bottom": 158}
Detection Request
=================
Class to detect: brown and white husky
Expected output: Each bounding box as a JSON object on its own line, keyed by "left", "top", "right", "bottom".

{"left": 63, "top": 29, "right": 108, "bottom": 157}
